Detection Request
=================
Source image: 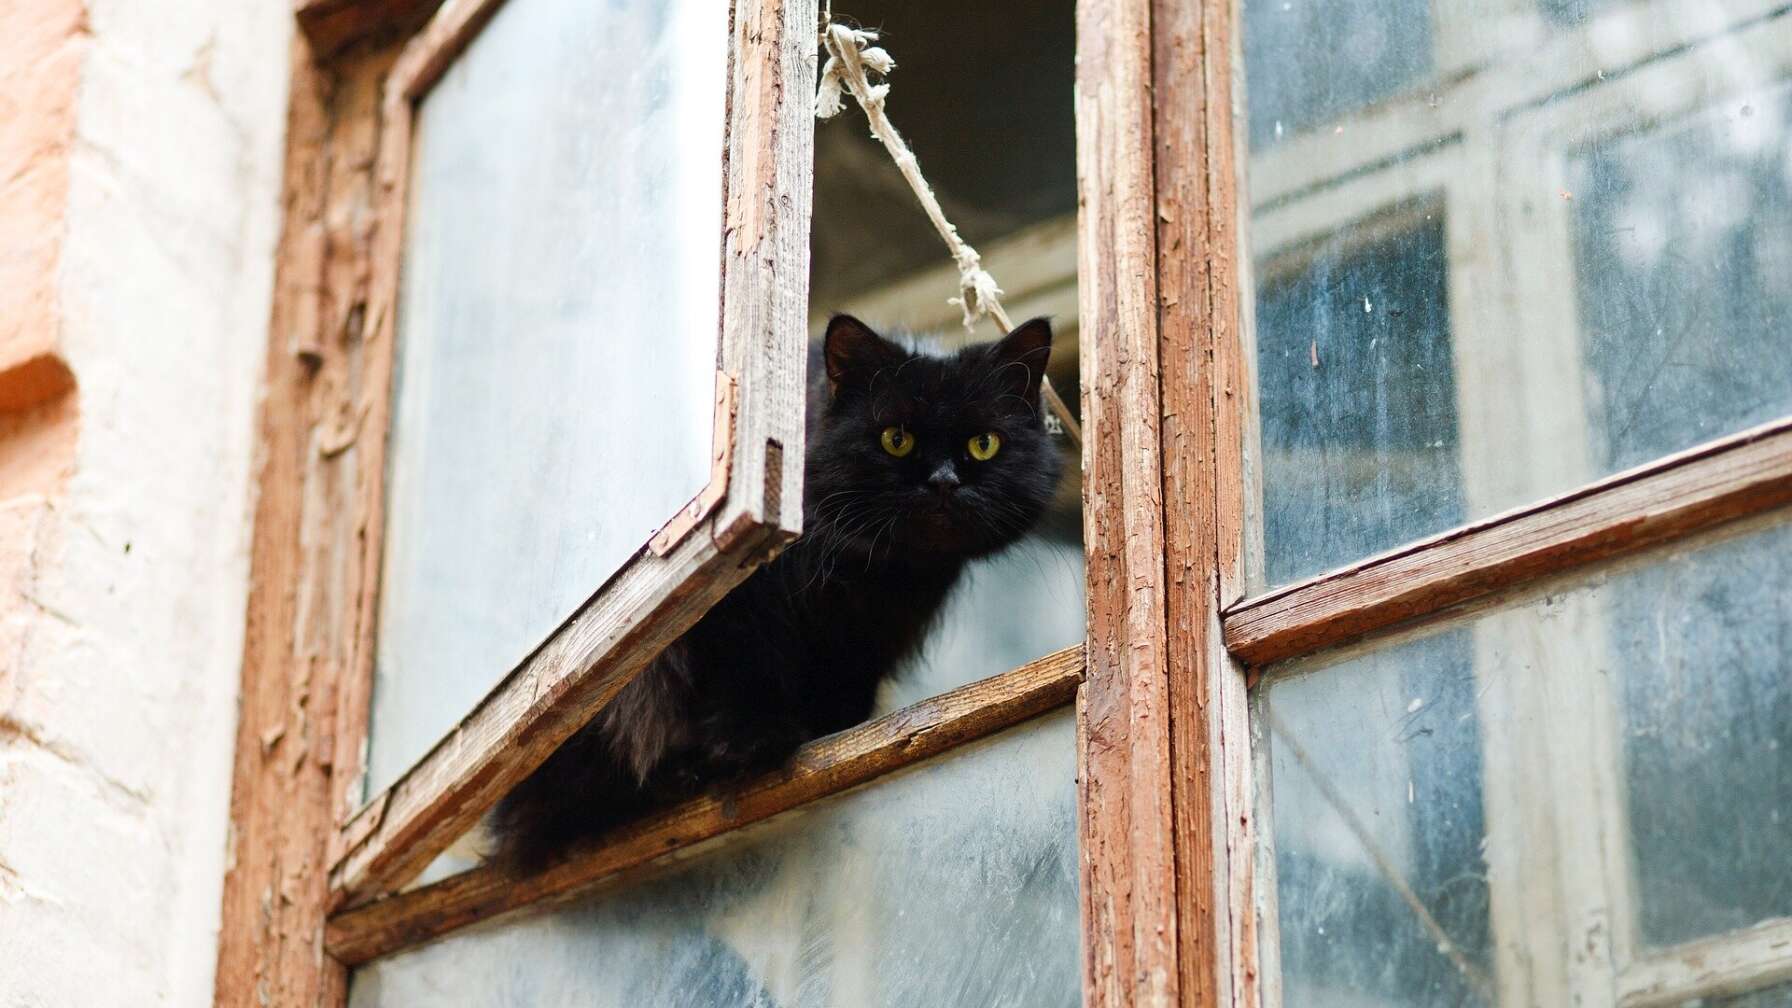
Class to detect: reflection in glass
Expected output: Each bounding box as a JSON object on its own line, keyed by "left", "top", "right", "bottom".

{"left": 1242, "top": 1, "right": 1792, "bottom": 588}
{"left": 1241, "top": 0, "right": 1435, "bottom": 149}
{"left": 367, "top": 0, "right": 727, "bottom": 793}
{"left": 1259, "top": 630, "right": 1490, "bottom": 1007}
{"left": 350, "top": 713, "right": 1080, "bottom": 1008}
{"left": 1258, "top": 519, "right": 1792, "bottom": 1006}
{"left": 1568, "top": 88, "right": 1792, "bottom": 474}
{"left": 1612, "top": 527, "right": 1792, "bottom": 948}
{"left": 1254, "top": 207, "right": 1462, "bottom": 584}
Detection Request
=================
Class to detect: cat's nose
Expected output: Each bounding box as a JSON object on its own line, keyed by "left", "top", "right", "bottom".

{"left": 926, "top": 461, "right": 960, "bottom": 497}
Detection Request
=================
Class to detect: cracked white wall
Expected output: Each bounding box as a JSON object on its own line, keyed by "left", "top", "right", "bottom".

{"left": 0, "top": 1, "right": 290, "bottom": 1005}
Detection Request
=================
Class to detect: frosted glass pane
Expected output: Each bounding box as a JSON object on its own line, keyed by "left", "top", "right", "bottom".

{"left": 1241, "top": 4, "right": 1792, "bottom": 587}
{"left": 1567, "top": 92, "right": 1792, "bottom": 475}
{"left": 349, "top": 712, "right": 1079, "bottom": 1008}
{"left": 1258, "top": 519, "right": 1792, "bottom": 1006}
{"left": 367, "top": 0, "right": 727, "bottom": 793}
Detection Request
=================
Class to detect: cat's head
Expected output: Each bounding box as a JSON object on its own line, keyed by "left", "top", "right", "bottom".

{"left": 806, "top": 314, "right": 1063, "bottom": 565}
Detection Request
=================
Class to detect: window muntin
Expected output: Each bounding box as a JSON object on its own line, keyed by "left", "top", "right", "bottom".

{"left": 1255, "top": 518, "right": 1792, "bottom": 1008}
{"left": 347, "top": 712, "right": 1079, "bottom": 1007}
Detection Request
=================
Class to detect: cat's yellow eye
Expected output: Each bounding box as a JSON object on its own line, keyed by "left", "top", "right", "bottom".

{"left": 880, "top": 426, "right": 915, "bottom": 458}
{"left": 967, "top": 432, "right": 1001, "bottom": 461}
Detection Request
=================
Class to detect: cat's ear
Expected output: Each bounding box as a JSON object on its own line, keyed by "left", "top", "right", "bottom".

{"left": 990, "top": 317, "right": 1054, "bottom": 402}
{"left": 824, "top": 314, "right": 905, "bottom": 393}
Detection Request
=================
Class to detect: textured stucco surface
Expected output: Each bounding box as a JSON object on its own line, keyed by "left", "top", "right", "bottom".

{"left": 0, "top": 1, "right": 290, "bottom": 1004}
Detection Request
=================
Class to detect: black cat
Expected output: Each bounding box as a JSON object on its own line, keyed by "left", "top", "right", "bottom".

{"left": 491, "top": 314, "right": 1063, "bottom": 870}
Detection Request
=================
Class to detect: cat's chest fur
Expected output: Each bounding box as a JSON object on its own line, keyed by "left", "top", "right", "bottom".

{"left": 685, "top": 543, "right": 962, "bottom": 732}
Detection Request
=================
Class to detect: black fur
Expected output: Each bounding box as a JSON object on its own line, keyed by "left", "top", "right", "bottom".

{"left": 491, "top": 315, "right": 1062, "bottom": 870}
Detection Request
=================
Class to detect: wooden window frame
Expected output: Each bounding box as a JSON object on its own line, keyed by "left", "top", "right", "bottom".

{"left": 322, "top": 0, "right": 815, "bottom": 910}
{"left": 222, "top": 1, "right": 1121, "bottom": 1005}
{"left": 217, "top": 0, "right": 816, "bottom": 999}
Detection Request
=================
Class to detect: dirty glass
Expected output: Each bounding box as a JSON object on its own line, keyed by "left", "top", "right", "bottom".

{"left": 1241, "top": 0, "right": 1434, "bottom": 150}
{"left": 366, "top": 0, "right": 728, "bottom": 793}
{"left": 349, "top": 712, "right": 1080, "bottom": 1008}
{"left": 1257, "top": 629, "right": 1489, "bottom": 1007}
{"left": 1613, "top": 525, "right": 1792, "bottom": 948}
{"left": 1568, "top": 91, "right": 1792, "bottom": 475}
{"left": 1242, "top": 1, "right": 1792, "bottom": 587}
{"left": 1257, "top": 518, "right": 1792, "bottom": 1006}
{"left": 1253, "top": 208, "right": 1462, "bottom": 586}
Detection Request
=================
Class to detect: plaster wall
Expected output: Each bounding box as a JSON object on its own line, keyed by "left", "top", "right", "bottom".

{"left": 0, "top": 1, "right": 291, "bottom": 1003}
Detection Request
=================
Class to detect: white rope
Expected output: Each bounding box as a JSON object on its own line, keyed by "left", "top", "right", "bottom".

{"left": 817, "top": 21, "right": 1082, "bottom": 446}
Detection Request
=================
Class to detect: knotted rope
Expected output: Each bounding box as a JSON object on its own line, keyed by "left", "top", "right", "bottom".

{"left": 817, "top": 21, "right": 1082, "bottom": 446}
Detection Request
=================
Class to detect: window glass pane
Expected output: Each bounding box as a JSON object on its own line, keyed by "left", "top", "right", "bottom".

{"left": 350, "top": 712, "right": 1079, "bottom": 1008}
{"left": 1241, "top": 2, "right": 1792, "bottom": 587}
{"left": 1254, "top": 206, "right": 1463, "bottom": 585}
{"left": 1614, "top": 527, "right": 1792, "bottom": 948}
{"left": 1241, "top": 0, "right": 1434, "bottom": 150}
{"left": 1539, "top": 0, "right": 1629, "bottom": 28}
{"left": 1568, "top": 92, "right": 1792, "bottom": 474}
{"left": 1258, "top": 630, "right": 1489, "bottom": 1006}
{"left": 367, "top": 0, "right": 727, "bottom": 793}
{"left": 1257, "top": 518, "right": 1792, "bottom": 1006}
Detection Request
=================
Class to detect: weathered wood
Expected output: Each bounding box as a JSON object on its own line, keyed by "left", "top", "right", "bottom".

{"left": 212, "top": 37, "right": 398, "bottom": 1008}
{"left": 1074, "top": 1, "right": 1180, "bottom": 1005}
{"left": 323, "top": 646, "right": 1084, "bottom": 964}
{"left": 328, "top": 525, "right": 773, "bottom": 907}
{"left": 1222, "top": 417, "right": 1792, "bottom": 667}
{"left": 1195, "top": 0, "right": 1264, "bottom": 998}
{"left": 1152, "top": 0, "right": 1261, "bottom": 1004}
{"left": 327, "top": 0, "right": 816, "bottom": 907}
{"left": 712, "top": 0, "right": 815, "bottom": 545}
{"left": 325, "top": 41, "right": 413, "bottom": 852}
{"left": 294, "top": 0, "right": 444, "bottom": 60}
{"left": 326, "top": 0, "right": 521, "bottom": 861}
{"left": 1618, "top": 917, "right": 1792, "bottom": 1008}
{"left": 383, "top": 0, "right": 503, "bottom": 101}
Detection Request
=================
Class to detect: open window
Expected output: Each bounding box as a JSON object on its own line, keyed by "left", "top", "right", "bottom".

{"left": 222, "top": 0, "right": 1100, "bottom": 1004}
{"left": 322, "top": 0, "right": 813, "bottom": 908}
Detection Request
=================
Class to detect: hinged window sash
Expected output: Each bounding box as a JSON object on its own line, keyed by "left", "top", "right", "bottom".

{"left": 323, "top": 0, "right": 816, "bottom": 911}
